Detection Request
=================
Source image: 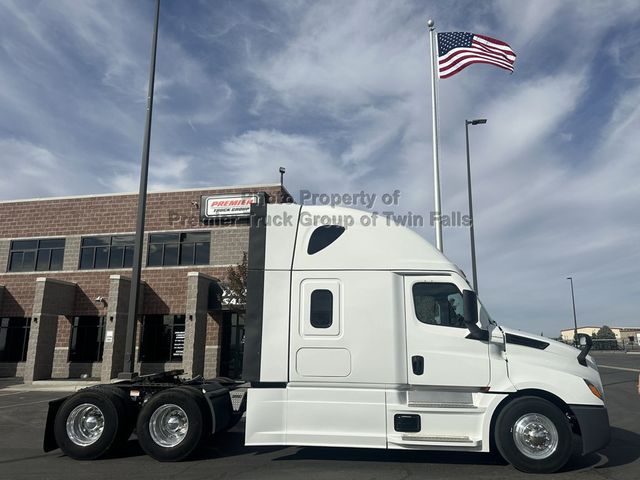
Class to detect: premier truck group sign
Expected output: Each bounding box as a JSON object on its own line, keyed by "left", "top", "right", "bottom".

{"left": 200, "top": 193, "right": 262, "bottom": 220}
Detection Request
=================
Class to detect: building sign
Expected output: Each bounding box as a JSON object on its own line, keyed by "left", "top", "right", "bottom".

{"left": 200, "top": 193, "right": 263, "bottom": 220}
{"left": 172, "top": 330, "right": 185, "bottom": 359}
{"left": 221, "top": 285, "right": 245, "bottom": 307}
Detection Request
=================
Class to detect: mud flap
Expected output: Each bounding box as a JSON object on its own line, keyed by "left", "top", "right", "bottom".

{"left": 43, "top": 397, "right": 68, "bottom": 452}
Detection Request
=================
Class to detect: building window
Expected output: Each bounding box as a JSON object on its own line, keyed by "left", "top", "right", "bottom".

{"left": 147, "top": 232, "right": 210, "bottom": 267}
{"left": 220, "top": 312, "right": 245, "bottom": 379}
{"left": 69, "top": 316, "right": 105, "bottom": 362}
{"left": 310, "top": 289, "right": 333, "bottom": 328}
{"left": 8, "top": 239, "right": 65, "bottom": 272}
{"left": 412, "top": 282, "right": 466, "bottom": 328}
{"left": 0, "top": 318, "right": 31, "bottom": 362}
{"left": 79, "top": 235, "right": 135, "bottom": 270}
{"left": 139, "top": 315, "right": 186, "bottom": 362}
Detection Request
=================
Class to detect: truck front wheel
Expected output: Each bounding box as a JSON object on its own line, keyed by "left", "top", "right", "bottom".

{"left": 136, "top": 388, "right": 211, "bottom": 461}
{"left": 494, "top": 396, "right": 573, "bottom": 473}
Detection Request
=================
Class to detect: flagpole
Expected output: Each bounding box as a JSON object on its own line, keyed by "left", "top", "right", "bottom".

{"left": 427, "top": 19, "right": 443, "bottom": 252}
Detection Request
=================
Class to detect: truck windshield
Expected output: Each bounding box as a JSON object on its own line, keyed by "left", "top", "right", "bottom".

{"left": 479, "top": 300, "right": 496, "bottom": 326}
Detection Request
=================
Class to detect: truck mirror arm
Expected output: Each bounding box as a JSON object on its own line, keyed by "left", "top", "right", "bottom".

{"left": 463, "top": 289, "right": 488, "bottom": 341}
{"left": 576, "top": 333, "right": 593, "bottom": 367}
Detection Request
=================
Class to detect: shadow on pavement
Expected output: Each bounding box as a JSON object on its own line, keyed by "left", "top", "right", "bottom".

{"left": 0, "top": 377, "right": 25, "bottom": 389}
{"left": 102, "top": 439, "right": 146, "bottom": 459}
{"left": 274, "top": 447, "right": 506, "bottom": 467}
{"left": 81, "top": 422, "right": 640, "bottom": 474}
{"left": 194, "top": 428, "right": 506, "bottom": 466}
{"left": 191, "top": 424, "right": 640, "bottom": 473}
{"left": 595, "top": 427, "right": 640, "bottom": 469}
{"left": 192, "top": 429, "right": 287, "bottom": 460}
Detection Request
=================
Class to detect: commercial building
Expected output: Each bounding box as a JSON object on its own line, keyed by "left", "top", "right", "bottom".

{"left": 560, "top": 326, "right": 640, "bottom": 344}
{"left": 0, "top": 183, "right": 291, "bottom": 383}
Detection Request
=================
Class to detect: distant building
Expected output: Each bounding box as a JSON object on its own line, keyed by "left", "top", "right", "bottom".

{"left": 0, "top": 183, "right": 291, "bottom": 382}
{"left": 560, "top": 326, "right": 640, "bottom": 344}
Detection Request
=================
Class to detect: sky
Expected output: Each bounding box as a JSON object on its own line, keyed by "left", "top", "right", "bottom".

{"left": 0, "top": 0, "right": 638, "bottom": 337}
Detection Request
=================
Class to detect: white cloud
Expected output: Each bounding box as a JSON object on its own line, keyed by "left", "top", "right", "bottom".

{"left": 0, "top": 138, "right": 78, "bottom": 198}
{"left": 216, "top": 129, "right": 348, "bottom": 193}
{"left": 0, "top": 0, "right": 638, "bottom": 336}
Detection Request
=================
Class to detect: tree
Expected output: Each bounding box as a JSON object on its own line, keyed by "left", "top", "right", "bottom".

{"left": 594, "top": 325, "right": 618, "bottom": 350}
{"left": 223, "top": 252, "right": 248, "bottom": 312}
{"left": 224, "top": 252, "right": 247, "bottom": 313}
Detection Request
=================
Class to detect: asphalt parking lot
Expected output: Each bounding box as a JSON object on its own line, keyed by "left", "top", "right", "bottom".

{"left": 0, "top": 352, "right": 638, "bottom": 480}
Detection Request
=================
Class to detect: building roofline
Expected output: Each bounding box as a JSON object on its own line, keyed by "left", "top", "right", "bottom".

{"left": 0, "top": 182, "right": 292, "bottom": 205}
{"left": 560, "top": 326, "right": 640, "bottom": 332}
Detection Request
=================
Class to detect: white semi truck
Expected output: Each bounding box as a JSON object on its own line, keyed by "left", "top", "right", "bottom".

{"left": 44, "top": 203, "right": 610, "bottom": 473}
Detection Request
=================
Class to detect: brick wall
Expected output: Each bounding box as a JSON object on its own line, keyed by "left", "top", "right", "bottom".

{"left": 0, "top": 239, "right": 9, "bottom": 271}
{"left": 0, "top": 266, "right": 232, "bottom": 317}
{"left": 0, "top": 184, "right": 290, "bottom": 380}
{"left": 204, "top": 312, "right": 223, "bottom": 378}
{"left": 212, "top": 227, "right": 250, "bottom": 266}
{"left": 0, "top": 184, "right": 287, "bottom": 239}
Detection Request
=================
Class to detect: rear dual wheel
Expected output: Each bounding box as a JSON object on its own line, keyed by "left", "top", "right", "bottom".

{"left": 93, "top": 385, "right": 137, "bottom": 445}
{"left": 54, "top": 388, "right": 132, "bottom": 460}
{"left": 136, "top": 387, "right": 212, "bottom": 462}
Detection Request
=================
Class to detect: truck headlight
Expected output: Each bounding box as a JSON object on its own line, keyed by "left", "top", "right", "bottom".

{"left": 584, "top": 379, "right": 604, "bottom": 400}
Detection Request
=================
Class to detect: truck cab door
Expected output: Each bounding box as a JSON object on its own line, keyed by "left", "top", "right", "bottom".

{"left": 404, "top": 275, "right": 490, "bottom": 387}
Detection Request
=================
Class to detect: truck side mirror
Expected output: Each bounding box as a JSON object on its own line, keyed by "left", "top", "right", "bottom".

{"left": 575, "top": 333, "right": 593, "bottom": 367}
{"left": 463, "top": 290, "right": 484, "bottom": 339}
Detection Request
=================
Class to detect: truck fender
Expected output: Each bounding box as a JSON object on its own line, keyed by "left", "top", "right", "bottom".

{"left": 198, "top": 383, "right": 235, "bottom": 434}
{"left": 43, "top": 396, "right": 68, "bottom": 452}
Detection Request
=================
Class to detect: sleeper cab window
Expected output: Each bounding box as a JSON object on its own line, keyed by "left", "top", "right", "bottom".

{"left": 307, "top": 225, "right": 345, "bottom": 255}
{"left": 310, "top": 289, "right": 333, "bottom": 328}
{"left": 301, "top": 280, "right": 341, "bottom": 337}
{"left": 412, "top": 282, "right": 466, "bottom": 328}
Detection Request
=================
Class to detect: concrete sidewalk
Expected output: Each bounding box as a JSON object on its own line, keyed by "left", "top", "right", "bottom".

{"left": 0, "top": 378, "right": 101, "bottom": 392}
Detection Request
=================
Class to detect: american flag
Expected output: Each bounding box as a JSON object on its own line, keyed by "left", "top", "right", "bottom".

{"left": 437, "top": 32, "right": 516, "bottom": 79}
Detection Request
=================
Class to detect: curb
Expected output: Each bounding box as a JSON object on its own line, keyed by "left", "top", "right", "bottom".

{"left": 0, "top": 381, "right": 101, "bottom": 393}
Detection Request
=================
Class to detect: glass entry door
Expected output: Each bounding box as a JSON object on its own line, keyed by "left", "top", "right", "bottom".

{"left": 220, "top": 312, "right": 245, "bottom": 379}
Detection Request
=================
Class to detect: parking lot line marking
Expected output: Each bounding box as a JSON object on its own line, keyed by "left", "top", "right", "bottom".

{"left": 598, "top": 365, "right": 640, "bottom": 372}
{"left": 0, "top": 391, "right": 27, "bottom": 398}
{"left": 0, "top": 398, "right": 57, "bottom": 410}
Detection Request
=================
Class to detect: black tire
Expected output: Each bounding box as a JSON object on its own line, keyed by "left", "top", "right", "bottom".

{"left": 136, "top": 387, "right": 211, "bottom": 461}
{"left": 494, "top": 396, "right": 573, "bottom": 473}
{"left": 93, "top": 385, "right": 137, "bottom": 445}
{"left": 54, "top": 390, "right": 121, "bottom": 460}
{"left": 175, "top": 386, "right": 213, "bottom": 440}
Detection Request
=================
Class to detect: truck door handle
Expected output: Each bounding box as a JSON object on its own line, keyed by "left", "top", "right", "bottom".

{"left": 412, "top": 355, "right": 424, "bottom": 375}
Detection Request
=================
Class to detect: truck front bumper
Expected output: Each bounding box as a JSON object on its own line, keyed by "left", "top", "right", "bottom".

{"left": 570, "top": 405, "right": 610, "bottom": 455}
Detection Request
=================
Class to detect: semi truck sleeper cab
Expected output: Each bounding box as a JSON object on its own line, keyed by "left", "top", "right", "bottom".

{"left": 44, "top": 203, "right": 610, "bottom": 474}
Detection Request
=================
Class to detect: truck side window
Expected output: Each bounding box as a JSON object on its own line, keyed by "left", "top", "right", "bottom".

{"left": 307, "top": 225, "right": 345, "bottom": 255}
{"left": 310, "top": 289, "right": 333, "bottom": 328}
{"left": 412, "top": 282, "right": 466, "bottom": 328}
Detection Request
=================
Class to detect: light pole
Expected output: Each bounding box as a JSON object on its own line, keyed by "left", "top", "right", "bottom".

{"left": 120, "top": 0, "right": 161, "bottom": 379}
{"left": 465, "top": 119, "right": 486, "bottom": 293}
{"left": 567, "top": 276, "right": 578, "bottom": 344}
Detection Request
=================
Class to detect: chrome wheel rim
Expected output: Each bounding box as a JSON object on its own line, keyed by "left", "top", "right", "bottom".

{"left": 149, "top": 404, "right": 189, "bottom": 448}
{"left": 512, "top": 413, "right": 559, "bottom": 459}
{"left": 66, "top": 403, "right": 105, "bottom": 446}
